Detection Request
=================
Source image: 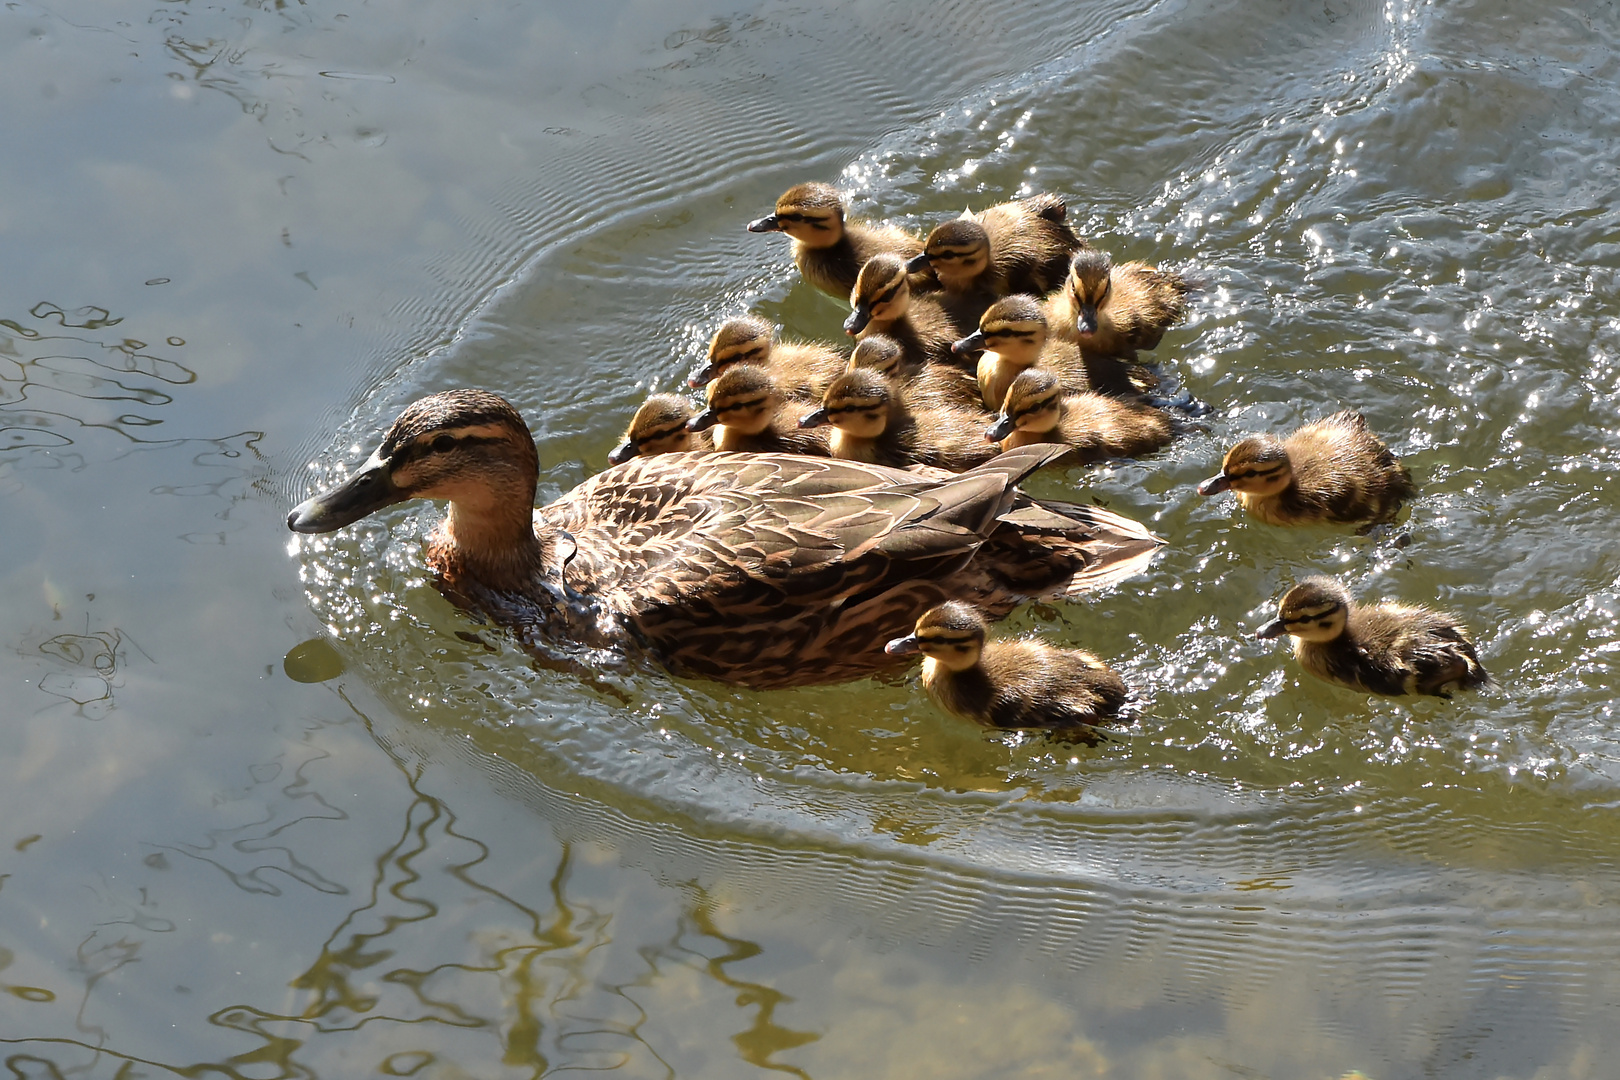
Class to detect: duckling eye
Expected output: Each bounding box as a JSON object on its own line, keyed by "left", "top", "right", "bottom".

{"left": 432, "top": 435, "right": 457, "bottom": 453}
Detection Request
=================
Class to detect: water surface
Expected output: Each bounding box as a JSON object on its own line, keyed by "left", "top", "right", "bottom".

{"left": 3, "top": 0, "right": 1620, "bottom": 1077}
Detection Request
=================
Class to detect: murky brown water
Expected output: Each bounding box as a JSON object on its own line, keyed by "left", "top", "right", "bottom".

{"left": 4, "top": 0, "right": 1620, "bottom": 1076}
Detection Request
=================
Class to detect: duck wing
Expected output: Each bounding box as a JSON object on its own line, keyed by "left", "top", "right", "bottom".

{"left": 545, "top": 446, "right": 1156, "bottom": 686}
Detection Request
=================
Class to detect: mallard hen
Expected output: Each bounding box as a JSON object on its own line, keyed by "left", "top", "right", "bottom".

{"left": 288, "top": 389, "right": 1163, "bottom": 689}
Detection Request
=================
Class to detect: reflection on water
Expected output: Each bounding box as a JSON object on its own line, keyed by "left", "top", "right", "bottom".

{"left": 31, "top": 622, "right": 150, "bottom": 720}
{"left": 667, "top": 897, "right": 818, "bottom": 1079}
{"left": 0, "top": 301, "right": 196, "bottom": 461}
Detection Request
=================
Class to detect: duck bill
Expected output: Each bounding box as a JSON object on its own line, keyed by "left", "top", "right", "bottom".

{"left": 904, "top": 252, "right": 932, "bottom": 275}
{"left": 1255, "top": 618, "right": 1288, "bottom": 640}
{"left": 686, "top": 408, "right": 720, "bottom": 433}
{"left": 1195, "top": 473, "right": 1232, "bottom": 496}
{"left": 606, "top": 438, "right": 639, "bottom": 465}
{"left": 688, "top": 362, "right": 722, "bottom": 387}
{"left": 843, "top": 305, "right": 872, "bottom": 336}
{"left": 287, "top": 454, "right": 403, "bottom": 534}
{"left": 798, "top": 407, "right": 831, "bottom": 430}
{"left": 884, "top": 634, "right": 922, "bottom": 657}
{"left": 747, "top": 214, "right": 782, "bottom": 233}
{"left": 952, "top": 330, "right": 986, "bottom": 357}
{"left": 1076, "top": 304, "right": 1099, "bottom": 336}
{"left": 985, "top": 415, "right": 1016, "bottom": 442}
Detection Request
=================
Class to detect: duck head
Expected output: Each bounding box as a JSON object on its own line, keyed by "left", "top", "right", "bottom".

{"left": 885, "top": 601, "right": 987, "bottom": 671}
{"left": 288, "top": 389, "right": 538, "bottom": 536}
{"left": 1257, "top": 576, "right": 1352, "bottom": 642}
{"left": 747, "top": 182, "right": 846, "bottom": 249}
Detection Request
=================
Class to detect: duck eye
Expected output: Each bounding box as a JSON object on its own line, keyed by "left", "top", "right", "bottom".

{"left": 432, "top": 434, "right": 457, "bottom": 452}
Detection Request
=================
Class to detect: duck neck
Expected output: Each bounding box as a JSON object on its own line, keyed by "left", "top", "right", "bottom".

{"left": 433, "top": 484, "right": 548, "bottom": 591}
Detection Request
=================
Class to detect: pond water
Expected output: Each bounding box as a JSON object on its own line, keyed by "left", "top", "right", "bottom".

{"left": 4, "top": 0, "right": 1620, "bottom": 1076}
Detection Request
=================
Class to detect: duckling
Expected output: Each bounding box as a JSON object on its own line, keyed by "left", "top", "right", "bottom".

{"left": 608, "top": 394, "right": 713, "bottom": 465}
{"left": 799, "top": 368, "right": 999, "bottom": 472}
{"left": 1195, "top": 411, "right": 1414, "bottom": 527}
{"left": 687, "top": 316, "right": 846, "bottom": 402}
{"left": 987, "top": 369, "right": 1174, "bottom": 463}
{"left": 288, "top": 389, "right": 1164, "bottom": 689}
{"left": 847, "top": 333, "right": 981, "bottom": 411}
{"left": 885, "top": 601, "right": 1128, "bottom": 733}
{"left": 906, "top": 194, "right": 1083, "bottom": 311}
{"left": 952, "top": 294, "right": 1157, "bottom": 410}
{"left": 844, "top": 253, "right": 972, "bottom": 370}
{"left": 1256, "top": 576, "right": 1490, "bottom": 698}
{"left": 747, "top": 182, "right": 923, "bottom": 300}
{"left": 1046, "top": 249, "right": 1189, "bottom": 360}
{"left": 685, "top": 364, "right": 831, "bottom": 456}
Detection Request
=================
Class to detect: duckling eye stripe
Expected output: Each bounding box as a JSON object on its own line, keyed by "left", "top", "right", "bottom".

{"left": 719, "top": 396, "right": 770, "bottom": 412}
{"left": 1015, "top": 399, "right": 1056, "bottom": 419}
{"left": 875, "top": 283, "right": 903, "bottom": 305}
